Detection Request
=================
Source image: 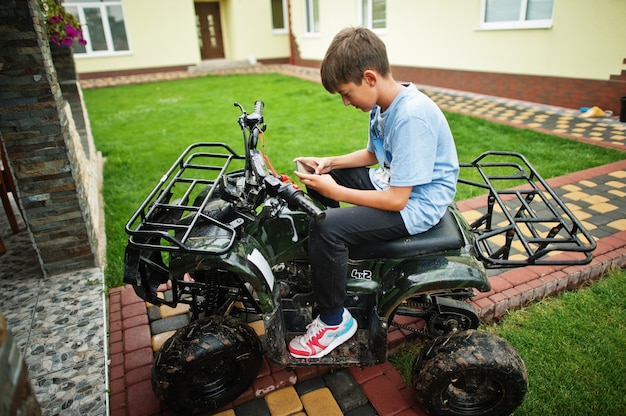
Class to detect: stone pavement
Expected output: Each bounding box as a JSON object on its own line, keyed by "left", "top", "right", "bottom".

{"left": 1, "top": 63, "right": 624, "bottom": 416}
{"left": 0, "top": 199, "right": 108, "bottom": 416}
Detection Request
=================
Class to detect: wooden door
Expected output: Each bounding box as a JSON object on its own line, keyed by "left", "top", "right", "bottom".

{"left": 195, "top": 2, "right": 225, "bottom": 60}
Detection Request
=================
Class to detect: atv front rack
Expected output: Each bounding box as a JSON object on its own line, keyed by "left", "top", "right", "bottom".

{"left": 125, "top": 143, "right": 246, "bottom": 254}
{"left": 458, "top": 151, "right": 596, "bottom": 268}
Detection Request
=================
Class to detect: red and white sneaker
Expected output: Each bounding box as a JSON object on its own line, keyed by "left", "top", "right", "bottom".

{"left": 288, "top": 309, "right": 357, "bottom": 358}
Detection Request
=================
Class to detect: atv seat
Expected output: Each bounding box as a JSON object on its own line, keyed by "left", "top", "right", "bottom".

{"left": 348, "top": 208, "right": 465, "bottom": 260}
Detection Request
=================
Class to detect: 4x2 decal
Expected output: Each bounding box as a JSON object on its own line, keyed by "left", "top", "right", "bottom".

{"left": 351, "top": 269, "right": 372, "bottom": 280}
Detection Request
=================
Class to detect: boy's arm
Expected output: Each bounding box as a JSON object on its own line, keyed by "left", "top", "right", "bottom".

{"left": 296, "top": 170, "right": 412, "bottom": 212}
{"left": 327, "top": 149, "right": 378, "bottom": 170}
{"left": 295, "top": 149, "right": 377, "bottom": 174}
{"left": 327, "top": 183, "right": 412, "bottom": 211}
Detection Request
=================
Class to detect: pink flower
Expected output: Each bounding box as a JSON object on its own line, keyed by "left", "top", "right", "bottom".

{"left": 50, "top": 32, "right": 61, "bottom": 46}
{"left": 41, "top": 1, "right": 88, "bottom": 48}
{"left": 65, "top": 24, "right": 79, "bottom": 37}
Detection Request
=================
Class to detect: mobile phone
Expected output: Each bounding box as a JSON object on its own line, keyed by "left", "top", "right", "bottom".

{"left": 295, "top": 160, "right": 315, "bottom": 174}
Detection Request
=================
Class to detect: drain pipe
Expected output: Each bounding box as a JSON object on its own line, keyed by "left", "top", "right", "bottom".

{"left": 287, "top": 0, "right": 294, "bottom": 65}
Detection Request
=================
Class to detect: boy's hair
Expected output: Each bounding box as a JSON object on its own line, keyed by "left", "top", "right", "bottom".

{"left": 320, "top": 27, "right": 390, "bottom": 94}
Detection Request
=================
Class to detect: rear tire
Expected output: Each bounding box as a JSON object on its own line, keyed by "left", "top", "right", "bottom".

{"left": 152, "top": 316, "right": 262, "bottom": 415}
{"left": 411, "top": 330, "right": 528, "bottom": 416}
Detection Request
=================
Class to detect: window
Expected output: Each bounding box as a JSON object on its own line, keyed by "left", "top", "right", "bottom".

{"left": 361, "top": 0, "right": 386, "bottom": 31}
{"left": 482, "top": 0, "right": 554, "bottom": 30}
{"left": 63, "top": 0, "right": 130, "bottom": 56}
{"left": 271, "top": 0, "right": 287, "bottom": 33}
{"left": 304, "top": 0, "right": 319, "bottom": 34}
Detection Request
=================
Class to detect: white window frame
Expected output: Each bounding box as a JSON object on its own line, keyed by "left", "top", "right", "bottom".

{"left": 480, "top": 0, "right": 554, "bottom": 31}
{"left": 360, "top": 0, "right": 387, "bottom": 33}
{"left": 64, "top": 0, "right": 132, "bottom": 58}
{"left": 271, "top": 0, "right": 288, "bottom": 34}
{"left": 303, "top": 0, "right": 320, "bottom": 36}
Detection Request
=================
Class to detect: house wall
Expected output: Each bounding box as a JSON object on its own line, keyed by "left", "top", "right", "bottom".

{"left": 388, "top": 0, "right": 625, "bottom": 81}
{"left": 216, "top": 0, "right": 290, "bottom": 62}
{"left": 289, "top": 0, "right": 626, "bottom": 114}
{"left": 291, "top": 0, "right": 625, "bottom": 80}
{"left": 75, "top": 0, "right": 200, "bottom": 74}
{"left": 76, "top": 0, "right": 291, "bottom": 76}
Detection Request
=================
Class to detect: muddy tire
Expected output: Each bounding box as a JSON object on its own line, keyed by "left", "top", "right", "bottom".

{"left": 152, "top": 316, "right": 262, "bottom": 415}
{"left": 411, "top": 330, "right": 528, "bottom": 416}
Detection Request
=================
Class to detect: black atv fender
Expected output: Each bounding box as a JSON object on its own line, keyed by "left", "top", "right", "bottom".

{"left": 168, "top": 236, "right": 278, "bottom": 314}
{"left": 378, "top": 254, "right": 490, "bottom": 318}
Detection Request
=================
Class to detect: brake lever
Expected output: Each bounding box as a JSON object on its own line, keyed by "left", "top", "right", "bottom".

{"left": 278, "top": 212, "right": 299, "bottom": 243}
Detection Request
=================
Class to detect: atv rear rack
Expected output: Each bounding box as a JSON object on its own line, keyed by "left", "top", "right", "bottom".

{"left": 125, "top": 142, "right": 246, "bottom": 255}
{"left": 458, "top": 151, "right": 596, "bottom": 268}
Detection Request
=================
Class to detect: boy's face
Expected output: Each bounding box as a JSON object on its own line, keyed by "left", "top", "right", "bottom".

{"left": 336, "top": 78, "right": 377, "bottom": 112}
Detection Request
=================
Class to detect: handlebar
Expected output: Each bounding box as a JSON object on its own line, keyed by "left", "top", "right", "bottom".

{"left": 237, "top": 101, "right": 325, "bottom": 223}
{"left": 235, "top": 100, "right": 264, "bottom": 130}
{"left": 264, "top": 176, "right": 326, "bottom": 223}
{"left": 246, "top": 100, "right": 264, "bottom": 127}
{"left": 253, "top": 100, "right": 264, "bottom": 118}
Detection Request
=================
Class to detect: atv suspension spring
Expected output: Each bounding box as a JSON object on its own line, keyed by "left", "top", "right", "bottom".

{"left": 203, "top": 271, "right": 223, "bottom": 316}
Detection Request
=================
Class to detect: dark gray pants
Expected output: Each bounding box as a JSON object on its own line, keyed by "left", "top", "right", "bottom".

{"left": 306, "top": 168, "right": 408, "bottom": 315}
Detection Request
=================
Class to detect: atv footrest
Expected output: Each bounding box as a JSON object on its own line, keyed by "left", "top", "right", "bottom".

{"left": 264, "top": 301, "right": 388, "bottom": 367}
{"left": 458, "top": 151, "right": 596, "bottom": 267}
{"left": 281, "top": 329, "right": 380, "bottom": 366}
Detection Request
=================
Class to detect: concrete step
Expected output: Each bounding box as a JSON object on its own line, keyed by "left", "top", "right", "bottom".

{"left": 188, "top": 58, "right": 259, "bottom": 74}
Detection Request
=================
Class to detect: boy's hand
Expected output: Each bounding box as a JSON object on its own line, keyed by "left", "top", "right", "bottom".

{"left": 294, "top": 171, "right": 340, "bottom": 200}
{"left": 293, "top": 157, "right": 332, "bottom": 175}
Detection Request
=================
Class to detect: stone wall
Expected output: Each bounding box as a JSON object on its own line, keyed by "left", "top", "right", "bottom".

{"left": 0, "top": 311, "right": 41, "bottom": 415}
{"left": 0, "top": 0, "right": 104, "bottom": 275}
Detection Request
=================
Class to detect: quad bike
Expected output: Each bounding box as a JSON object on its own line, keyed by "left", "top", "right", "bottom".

{"left": 123, "top": 101, "right": 595, "bottom": 415}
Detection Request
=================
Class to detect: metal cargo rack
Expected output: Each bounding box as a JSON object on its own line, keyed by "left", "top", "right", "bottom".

{"left": 125, "top": 142, "right": 246, "bottom": 255}
{"left": 458, "top": 151, "right": 596, "bottom": 268}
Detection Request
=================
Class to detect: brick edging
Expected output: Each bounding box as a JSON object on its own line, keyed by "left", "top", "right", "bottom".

{"left": 471, "top": 231, "right": 626, "bottom": 321}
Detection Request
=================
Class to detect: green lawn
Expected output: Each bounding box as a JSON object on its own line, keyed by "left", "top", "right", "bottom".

{"left": 83, "top": 72, "right": 623, "bottom": 289}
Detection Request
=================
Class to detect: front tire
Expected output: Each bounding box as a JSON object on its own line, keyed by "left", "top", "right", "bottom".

{"left": 412, "top": 330, "right": 528, "bottom": 416}
{"left": 152, "top": 316, "right": 263, "bottom": 415}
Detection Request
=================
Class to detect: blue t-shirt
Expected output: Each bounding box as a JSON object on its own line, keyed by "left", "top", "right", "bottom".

{"left": 367, "top": 83, "right": 459, "bottom": 234}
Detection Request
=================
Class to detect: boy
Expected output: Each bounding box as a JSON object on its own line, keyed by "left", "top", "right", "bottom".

{"left": 289, "top": 27, "right": 459, "bottom": 358}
